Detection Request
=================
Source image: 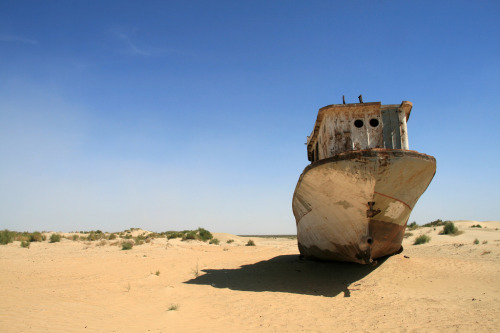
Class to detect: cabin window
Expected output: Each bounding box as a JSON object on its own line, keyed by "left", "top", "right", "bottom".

{"left": 354, "top": 119, "right": 364, "bottom": 128}
{"left": 369, "top": 118, "right": 379, "bottom": 127}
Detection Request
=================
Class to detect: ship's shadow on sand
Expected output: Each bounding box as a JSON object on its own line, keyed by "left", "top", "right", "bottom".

{"left": 185, "top": 255, "right": 386, "bottom": 297}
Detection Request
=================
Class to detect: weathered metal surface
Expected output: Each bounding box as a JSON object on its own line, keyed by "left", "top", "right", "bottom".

{"left": 295, "top": 100, "right": 435, "bottom": 264}
{"left": 292, "top": 149, "right": 436, "bottom": 263}
{"left": 381, "top": 108, "right": 401, "bottom": 149}
{"left": 293, "top": 149, "right": 436, "bottom": 264}
{"left": 307, "top": 101, "right": 412, "bottom": 161}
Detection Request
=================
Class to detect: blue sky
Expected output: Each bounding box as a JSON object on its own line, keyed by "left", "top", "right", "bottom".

{"left": 1, "top": 1, "right": 499, "bottom": 234}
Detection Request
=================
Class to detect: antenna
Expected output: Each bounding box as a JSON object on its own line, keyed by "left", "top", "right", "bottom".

{"left": 358, "top": 94, "right": 364, "bottom": 103}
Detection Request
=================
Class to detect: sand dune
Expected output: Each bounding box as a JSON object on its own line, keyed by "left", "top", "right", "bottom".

{"left": 1, "top": 221, "right": 499, "bottom": 332}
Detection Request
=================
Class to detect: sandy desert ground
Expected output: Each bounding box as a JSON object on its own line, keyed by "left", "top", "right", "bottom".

{"left": 1, "top": 220, "right": 499, "bottom": 332}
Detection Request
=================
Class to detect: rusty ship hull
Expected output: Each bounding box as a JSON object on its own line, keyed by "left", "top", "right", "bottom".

{"left": 292, "top": 149, "right": 436, "bottom": 264}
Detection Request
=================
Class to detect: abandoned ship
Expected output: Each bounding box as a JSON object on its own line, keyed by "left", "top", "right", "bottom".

{"left": 292, "top": 97, "right": 436, "bottom": 265}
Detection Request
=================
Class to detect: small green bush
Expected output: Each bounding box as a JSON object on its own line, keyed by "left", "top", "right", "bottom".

{"left": 471, "top": 224, "right": 482, "bottom": 228}
{"left": 87, "top": 231, "right": 106, "bottom": 241}
{"left": 407, "top": 222, "right": 419, "bottom": 230}
{"left": 21, "top": 240, "right": 30, "bottom": 248}
{"left": 168, "top": 304, "right": 179, "bottom": 311}
{"left": 209, "top": 238, "right": 220, "bottom": 245}
{"left": 473, "top": 238, "right": 479, "bottom": 245}
{"left": 182, "top": 231, "right": 197, "bottom": 241}
{"left": 72, "top": 234, "right": 79, "bottom": 241}
{"left": 14, "top": 233, "right": 30, "bottom": 242}
{"left": 166, "top": 232, "right": 183, "bottom": 240}
{"left": 155, "top": 270, "right": 160, "bottom": 276}
{"left": 441, "top": 222, "right": 461, "bottom": 235}
{"left": 246, "top": 239, "right": 256, "bottom": 246}
{"left": 226, "top": 239, "right": 234, "bottom": 244}
{"left": 49, "top": 234, "right": 61, "bottom": 243}
{"left": 197, "top": 227, "right": 213, "bottom": 242}
{"left": 30, "top": 232, "right": 44, "bottom": 242}
{"left": 0, "top": 229, "right": 14, "bottom": 245}
{"left": 108, "top": 233, "right": 117, "bottom": 240}
{"left": 422, "top": 219, "right": 447, "bottom": 228}
{"left": 404, "top": 232, "right": 413, "bottom": 239}
{"left": 414, "top": 234, "right": 431, "bottom": 245}
{"left": 122, "top": 241, "right": 133, "bottom": 250}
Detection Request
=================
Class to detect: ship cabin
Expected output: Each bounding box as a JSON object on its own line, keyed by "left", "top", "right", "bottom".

{"left": 307, "top": 101, "right": 412, "bottom": 162}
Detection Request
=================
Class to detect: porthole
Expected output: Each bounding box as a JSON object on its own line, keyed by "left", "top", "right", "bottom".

{"left": 369, "top": 118, "right": 379, "bottom": 127}
{"left": 354, "top": 119, "right": 364, "bottom": 128}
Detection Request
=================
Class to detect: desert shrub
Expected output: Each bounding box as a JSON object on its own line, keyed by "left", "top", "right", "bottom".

{"left": 197, "top": 228, "right": 213, "bottom": 242}
{"left": 226, "top": 239, "right": 234, "bottom": 244}
{"left": 414, "top": 234, "right": 431, "bottom": 245}
{"left": 164, "top": 228, "right": 215, "bottom": 242}
{"left": 108, "top": 233, "right": 117, "bottom": 240}
{"left": 72, "top": 234, "right": 79, "bottom": 241}
{"left": 482, "top": 240, "right": 488, "bottom": 244}
{"left": 473, "top": 238, "right": 479, "bottom": 245}
{"left": 29, "top": 232, "right": 43, "bottom": 242}
{"left": 209, "top": 238, "right": 220, "bottom": 245}
{"left": 407, "top": 222, "right": 419, "bottom": 230}
{"left": 470, "top": 224, "right": 482, "bottom": 228}
{"left": 246, "top": 239, "right": 256, "bottom": 246}
{"left": 135, "top": 234, "right": 146, "bottom": 241}
{"left": 404, "top": 232, "right": 413, "bottom": 239}
{"left": 11, "top": 232, "right": 46, "bottom": 243}
{"left": 21, "top": 240, "right": 30, "bottom": 248}
{"left": 133, "top": 237, "right": 144, "bottom": 246}
{"left": 168, "top": 304, "right": 179, "bottom": 311}
{"left": 441, "top": 221, "right": 461, "bottom": 235}
{"left": 155, "top": 270, "right": 160, "bottom": 276}
{"left": 49, "top": 233, "right": 61, "bottom": 243}
{"left": 122, "top": 241, "right": 133, "bottom": 250}
{"left": 167, "top": 232, "right": 183, "bottom": 240}
{"left": 0, "top": 230, "right": 15, "bottom": 245}
{"left": 87, "top": 231, "right": 106, "bottom": 241}
{"left": 182, "top": 231, "right": 197, "bottom": 241}
{"left": 191, "top": 261, "right": 200, "bottom": 277}
{"left": 13, "top": 232, "right": 29, "bottom": 242}
{"left": 422, "top": 219, "right": 448, "bottom": 228}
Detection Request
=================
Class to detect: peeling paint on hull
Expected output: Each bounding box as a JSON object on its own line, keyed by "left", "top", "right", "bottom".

{"left": 292, "top": 149, "right": 436, "bottom": 264}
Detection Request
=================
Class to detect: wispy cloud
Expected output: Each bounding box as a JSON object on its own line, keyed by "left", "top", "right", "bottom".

{"left": 112, "top": 29, "right": 150, "bottom": 56}
{"left": 109, "top": 26, "right": 196, "bottom": 59}
{"left": 0, "top": 34, "right": 39, "bottom": 45}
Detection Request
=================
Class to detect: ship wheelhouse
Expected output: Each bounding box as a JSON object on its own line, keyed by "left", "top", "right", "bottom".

{"left": 306, "top": 101, "right": 413, "bottom": 162}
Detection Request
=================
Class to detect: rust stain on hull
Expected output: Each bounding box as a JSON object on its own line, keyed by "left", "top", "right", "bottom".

{"left": 293, "top": 149, "right": 436, "bottom": 265}
{"left": 298, "top": 220, "right": 405, "bottom": 264}
{"left": 368, "top": 219, "right": 406, "bottom": 259}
